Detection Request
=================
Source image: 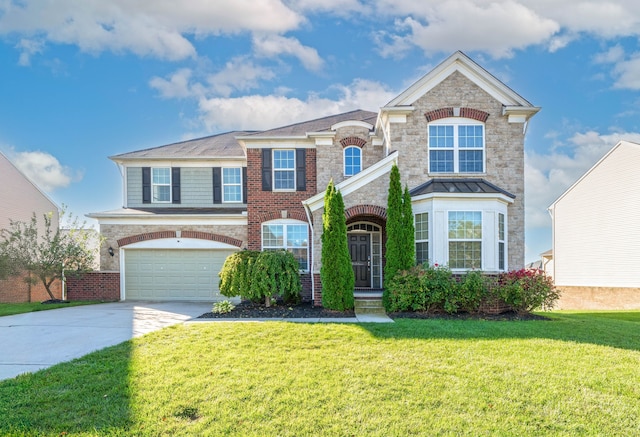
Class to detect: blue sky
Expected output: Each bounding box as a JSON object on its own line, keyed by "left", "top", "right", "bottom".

{"left": 2, "top": 0, "right": 640, "bottom": 264}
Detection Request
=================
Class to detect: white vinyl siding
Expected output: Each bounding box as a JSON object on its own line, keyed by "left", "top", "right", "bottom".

{"left": 553, "top": 142, "right": 640, "bottom": 287}
{"left": 124, "top": 249, "right": 236, "bottom": 301}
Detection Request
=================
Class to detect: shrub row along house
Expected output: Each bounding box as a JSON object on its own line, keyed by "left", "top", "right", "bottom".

{"left": 88, "top": 51, "right": 539, "bottom": 305}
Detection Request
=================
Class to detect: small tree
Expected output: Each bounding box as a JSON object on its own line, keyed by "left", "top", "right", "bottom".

{"left": 401, "top": 185, "right": 416, "bottom": 268}
{"left": 219, "top": 250, "right": 260, "bottom": 301}
{"left": 384, "top": 164, "right": 403, "bottom": 289}
{"left": 0, "top": 211, "right": 97, "bottom": 301}
{"left": 251, "top": 250, "right": 302, "bottom": 306}
{"left": 321, "top": 180, "right": 355, "bottom": 310}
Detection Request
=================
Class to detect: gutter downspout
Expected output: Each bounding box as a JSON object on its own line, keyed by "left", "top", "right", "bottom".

{"left": 303, "top": 201, "right": 315, "bottom": 304}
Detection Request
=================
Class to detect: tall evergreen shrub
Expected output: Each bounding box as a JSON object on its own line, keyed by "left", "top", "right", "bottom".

{"left": 384, "top": 164, "right": 403, "bottom": 290}
{"left": 401, "top": 185, "right": 416, "bottom": 268}
{"left": 320, "top": 180, "right": 355, "bottom": 310}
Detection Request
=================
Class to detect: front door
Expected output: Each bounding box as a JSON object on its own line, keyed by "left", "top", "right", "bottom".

{"left": 348, "top": 233, "right": 371, "bottom": 287}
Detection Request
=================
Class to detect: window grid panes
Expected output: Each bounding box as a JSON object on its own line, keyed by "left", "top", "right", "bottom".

{"left": 262, "top": 223, "right": 308, "bottom": 270}
{"left": 273, "top": 150, "right": 295, "bottom": 190}
{"left": 498, "top": 213, "right": 505, "bottom": 271}
{"left": 222, "top": 168, "right": 242, "bottom": 202}
{"left": 448, "top": 211, "right": 482, "bottom": 269}
{"left": 344, "top": 146, "right": 362, "bottom": 176}
{"left": 152, "top": 168, "right": 171, "bottom": 203}
{"left": 429, "top": 122, "right": 484, "bottom": 173}
{"left": 415, "top": 212, "right": 429, "bottom": 265}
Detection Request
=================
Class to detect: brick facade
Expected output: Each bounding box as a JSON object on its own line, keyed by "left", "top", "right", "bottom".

{"left": 554, "top": 286, "right": 640, "bottom": 310}
{"left": 66, "top": 271, "right": 121, "bottom": 301}
{"left": 0, "top": 273, "right": 62, "bottom": 303}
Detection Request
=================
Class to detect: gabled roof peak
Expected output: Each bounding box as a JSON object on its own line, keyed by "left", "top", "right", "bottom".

{"left": 385, "top": 51, "right": 535, "bottom": 110}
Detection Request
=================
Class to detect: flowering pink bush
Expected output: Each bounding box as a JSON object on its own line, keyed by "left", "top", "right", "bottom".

{"left": 496, "top": 269, "right": 559, "bottom": 313}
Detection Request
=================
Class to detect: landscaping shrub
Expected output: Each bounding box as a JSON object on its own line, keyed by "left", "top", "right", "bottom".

{"left": 384, "top": 265, "right": 557, "bottom": 315}
{"left": 212, "top": 300, "right": 235, "bottom": 314}
{"left": 219, "top": 250, "right": 260, "bottom": 301}
{"left": 219, "top": 250, "right": 301, "bottom": 306}
{"left": 250, "top": 250, "right": 302, "bottom": 306}
{"left": 496, "top": 269, "right": 559, "bottom": 313}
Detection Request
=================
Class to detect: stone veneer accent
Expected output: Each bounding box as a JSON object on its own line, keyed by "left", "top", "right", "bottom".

{"left": 390, "top": 70, "right": 526, "bottom": 269}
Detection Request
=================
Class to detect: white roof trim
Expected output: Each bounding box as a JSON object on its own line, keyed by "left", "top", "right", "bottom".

{"left": 123, "top": 237, "right": 239, "bottom": 250}
{"left": 385, "top": 51, "right": 534, "bottom": 110}
{"left": 549, "top": 140, "right": 640, "bottom": 211}
{"left": 411, "top": 191, "right": 515, "bottom": 204}
{"left": 331, "top": 120, "right": 374, "bottom": 130}
{"left": 303, "top": 151, "right": 399, "bottom": 212}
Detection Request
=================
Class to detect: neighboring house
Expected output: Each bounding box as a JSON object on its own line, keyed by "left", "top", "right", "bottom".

{"left": 0, "top": 151, "right": 61, "bottom": 302}
{"left": 89, "top": 51, "right": 539, "bottom": 304}
{"left": 549, "top": 140, "right": 640, "bottom": 309}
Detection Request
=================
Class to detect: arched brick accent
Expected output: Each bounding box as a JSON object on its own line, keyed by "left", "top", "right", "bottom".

{"left": 424, "top": 107, "right": 454, "bottom": 122}
{"left": 117, "top": 231, "right": 176, "bottom": 247}
{"left": 344, "top": 204, "right": 387, "bottom": 220}
{"left": 181, "top": 231, "right": 243, "bottom": 248}
{"left": 257, "top": 211, "right": 308, "bottom": 223}
{"left": 424, "top": 107, "right": 489, "bottom": 122}
{"left": 117, "top": 230, "right": 242, "bottom": 248}
{"left": 340, "top": 136, "right": 367, "bottom": 148}
{"left": 460, "top": 107, "right": 490, "bottom": 122}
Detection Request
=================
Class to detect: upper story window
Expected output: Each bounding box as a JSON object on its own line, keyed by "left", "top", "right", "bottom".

{"left": 222, "top": 167, "right": 242, "bottom": 203}
{"left": 262, "top": 221, "right": 309, "bottom": 271}
{"left": 152, "top": 168, "right": 171, "bottom": 203}
{"left": 448, "top": 211, "right": 482, "bottom": 269}
{"left": 344, "top": 146, "right": 362, "bottom": 176}
{"left": 429, "top": 119, "right": 485, "bottom": 173}
{"left": 273, "top": 149, "right": 295, "bottom": 190}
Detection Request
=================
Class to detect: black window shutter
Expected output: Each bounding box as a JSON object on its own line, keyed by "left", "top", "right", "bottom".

{"left": 296, "top": 149, "right": 306, "bottom": 191}
{"left": 213, "top": 167, "right": 222, "bottom": 204}
{"left": 242, "top": 167, "right": 247, "bottom": 203}
{"left": 171, "top": 167, "right": 181, "bottom": 204}
{"left": 142, "top": 167, "right": 151, "bottom": 204}
{"left": 262, "top": 149, "right": 272, "bottom": 191}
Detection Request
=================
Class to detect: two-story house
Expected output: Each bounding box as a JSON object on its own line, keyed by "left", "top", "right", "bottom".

{"left": 89, "top": 51, "right": 539, "bottom": 305}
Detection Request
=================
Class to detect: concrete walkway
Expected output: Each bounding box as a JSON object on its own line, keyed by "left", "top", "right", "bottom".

{"left": 0, "top": 301, "right": 212, "bottom": 381}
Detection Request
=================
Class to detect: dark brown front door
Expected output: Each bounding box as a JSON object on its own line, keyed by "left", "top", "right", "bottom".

{"left": 348, "top": 233, "right": 371, "bottom": 287}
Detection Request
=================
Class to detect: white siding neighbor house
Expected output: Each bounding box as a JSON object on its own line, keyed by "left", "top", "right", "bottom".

{"left": 549, "top": 140, "right": 640, "bottom": 309}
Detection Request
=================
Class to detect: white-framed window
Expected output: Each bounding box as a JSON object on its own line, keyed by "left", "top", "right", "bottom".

{"left": 262, "top": 221, "right": 309, "bottom": 271}
{"left": 415, "top": 212, "right": 429, "bottom": 265}
{"left": 273, "top": 149, "right": 295, "bottom": 190}
{"left": 429, "top": 119, "right": 485, "bottom": 173}
{"left": 152, "top": 167, "right": 171, "bottom": 203}
{"left": 344, "top": 146, "right": 362, "bottom": 176}
{"left": 222, "top": 167, "right": 242, "bottom": 203}
{"left": 448, "top": 211, "right": 482, "bottom": 269}
{"left": 498, "top": 213, "right": 506, "bottom": 271}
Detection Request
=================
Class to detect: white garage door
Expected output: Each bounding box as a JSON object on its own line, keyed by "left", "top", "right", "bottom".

{"left": 124, "top": 249, "right": 236, "bottom": 301}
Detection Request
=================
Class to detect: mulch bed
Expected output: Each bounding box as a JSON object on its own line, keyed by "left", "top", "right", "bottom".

{"left": 198, "top": 301, "right": 356, "bottom": 319}
{"left": 198, "top": 301, "right": 549, "bottom": 321}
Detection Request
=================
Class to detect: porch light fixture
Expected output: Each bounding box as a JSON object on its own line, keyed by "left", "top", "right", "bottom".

{"left": 108, "top": 247, "right": 115, "bottom": 257}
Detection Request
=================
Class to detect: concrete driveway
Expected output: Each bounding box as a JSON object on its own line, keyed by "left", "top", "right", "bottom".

{"left": 0, "top": 301, "right": 212, "bottom": 381}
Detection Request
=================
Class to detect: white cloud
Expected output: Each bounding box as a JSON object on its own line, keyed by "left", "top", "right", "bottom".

{"left": 207, "top": 57, "right": 276, "bottom": 97}
{"left": 253, "top": 34, "right": 324, "bottom": 71}
{"left": 10, "top": 150, "right": 77, "bottom": 192}
{"left": 149, "top": 68, "right": 195, "bottom": 99}
{"left": 15, "top": 38, "right": 44, "bottom": 66}
{"left": 197, "top": 79, "right": 396, "bottom": 131}
{"left": 0, "top": 0, "right": 303, "bottom": 61}
{"left": 525, "top": 130, "right": 640, "bottom": 229}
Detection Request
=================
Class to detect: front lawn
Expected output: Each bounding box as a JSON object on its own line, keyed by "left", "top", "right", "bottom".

{"left": 0, "top": 300, "right": 99, "bottom": 317}
{"left": 1, "top": 312, "right": 639, "bottom": 436}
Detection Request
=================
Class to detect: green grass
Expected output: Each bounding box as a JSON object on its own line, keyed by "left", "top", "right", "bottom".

{"left": 0, "top": 300, "right": 100, "bottom": 317}
{"left": 1, "top": 312, "right": 639, "bottom": 436}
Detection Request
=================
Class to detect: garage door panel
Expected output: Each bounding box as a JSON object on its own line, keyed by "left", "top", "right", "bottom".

{"left": 125, "top": 249, "right": 235, "bottom": 301}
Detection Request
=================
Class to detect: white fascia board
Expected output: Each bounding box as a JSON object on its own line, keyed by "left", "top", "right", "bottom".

{"left": 242, "top": 139, "right": 316, "bottom": 149}
{"left": 411, "top": 191, "right": 515, "bottom": 205}
{"left": 331, "top": 120, "right": 374, "bottom": 130}
{"left": 88, "top": 213, "right": 247, "bottom": 226}
{"left": 307, "top": 131, "right": 335, "bottom": 146}
{"left": 502, "top": 106, "right": 541, "bottom": 123}
{"left": 386, "top": 51, "right": 533, "bottom": 108}
{"left": 113, "top": 158, "right": 246, "bottom": 167}
{"left": 303, "top": 151, "right": 399, "bottom": 212}
{"left": 379, "top": 106, "right": 415, "bottom": 124}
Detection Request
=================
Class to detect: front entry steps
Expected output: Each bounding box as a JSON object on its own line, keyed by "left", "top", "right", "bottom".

{"left": 353, "top": 290, "right": 387, "bottom": 315}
